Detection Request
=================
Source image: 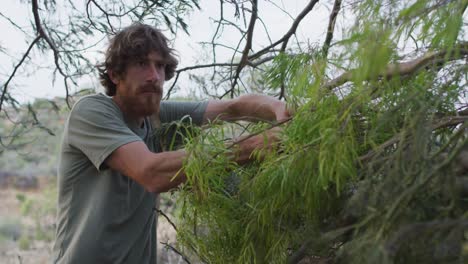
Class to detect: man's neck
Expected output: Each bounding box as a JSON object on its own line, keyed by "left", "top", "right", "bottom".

{"left": 112, "top": 96, "right": 145, "bottom": 127}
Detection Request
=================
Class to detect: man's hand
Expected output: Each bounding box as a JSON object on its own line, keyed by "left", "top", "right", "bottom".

{"left": 271, "top": 100, "right": 292, "bottom": 123}
{"left": 234, "top": 127, "right": 282, "bottom": 164}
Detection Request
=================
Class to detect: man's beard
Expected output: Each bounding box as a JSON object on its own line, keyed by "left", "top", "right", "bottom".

{"left": 136, "top": 83, "right": 162, "bottom": 116}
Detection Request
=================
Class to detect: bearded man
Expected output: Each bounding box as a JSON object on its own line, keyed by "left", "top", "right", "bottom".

{"left": 52, "top": 23, "right": 289, "bottom": 263}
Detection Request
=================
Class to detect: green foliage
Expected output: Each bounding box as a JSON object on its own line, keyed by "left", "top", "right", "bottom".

{"left": 175, "top": 0, "right": 468, "bottom": 263}
{"left": 18, "top": 234, "right": 31, "bottom": 250}
{"left": 16, "top": 184, "right": 57, "bottom": 243}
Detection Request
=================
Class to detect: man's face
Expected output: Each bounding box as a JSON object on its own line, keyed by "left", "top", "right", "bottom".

{"left": 113, "top": 51, "right": 166, "bottom": 117}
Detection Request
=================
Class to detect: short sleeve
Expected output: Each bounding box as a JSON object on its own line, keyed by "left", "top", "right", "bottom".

{"left": 159, "top": 101, "right": 208, "bottom": 125}
{"left": 67, "top": 96, "right": 142, "bottom": 170}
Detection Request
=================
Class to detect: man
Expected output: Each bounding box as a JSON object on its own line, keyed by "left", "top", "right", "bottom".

{"left": 52, "top": 23, "right": 289, "bottom": 263}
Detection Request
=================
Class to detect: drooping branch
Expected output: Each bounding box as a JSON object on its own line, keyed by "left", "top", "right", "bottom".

{"left": 0, "top": 35, "right": 41, "bottom": 112}
{"left": 31, "top": 0, "right": 72, "bottom": 108}
{"left": 228, "top": 0, "right": 258, "bottom": 98}
{"left": 323, "top": 41, "right": 468, "bottom": 91}
{"left": 209, "top": 0, "right": 225, "bottom": 80}
{"left": 155, "top": 208, "right": 178, "bottom": 231}
{"left": 322, "top": 0, "right": 342, "bottom": 57}
{"left": 251, "top": 0, "right": 318, "bottom": 100}
{"left": 160, "top": 242, "right": 192, "bottom": 264}
{"left": 248, "top": 0, "right": 319, "bottom": 61}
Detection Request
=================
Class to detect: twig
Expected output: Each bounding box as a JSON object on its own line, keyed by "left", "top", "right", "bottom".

{"left": 165, "top": 62, "right": 237, "bottom": 100}
{"left": 165, "top": 57, "right": 275, "bottom": 100}
{"left": 160, "top": 241, "right": 192, "bottom": 264}
{"left": 31, "top": 0, "right": 71, "bottom": 108}
{"left": 0, "top": 35, "right": 41, "bottom": 112}
{"left": 229, "top": 0, "right": 258, "bottom": 98}
{"left": 209, "top": 0, "right": 224, "bottom": 81}
{"left": 322, "top": 0, "right": 342, "bottom": 57}
{"left": 248, "top": 0, "right": 319, "bottom": 61}
{"left": 88, "top": 0, "right": 116, "bottom": 33}
{"left": 155, "top": 208, "right": 178, "bottom": 231}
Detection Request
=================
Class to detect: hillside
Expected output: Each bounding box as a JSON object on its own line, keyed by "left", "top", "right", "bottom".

{"left": 0, "top": 97, "right": 69, "bottom": 181}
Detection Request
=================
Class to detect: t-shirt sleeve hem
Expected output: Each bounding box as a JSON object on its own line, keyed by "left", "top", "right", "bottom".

{"left": 193, "top": 101, "right": 209, "bottom": 125}
{"left": 93, "top": 137, "right": 143, "bottom": 171}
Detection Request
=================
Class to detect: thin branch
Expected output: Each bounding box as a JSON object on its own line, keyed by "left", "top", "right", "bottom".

{"left": 0, "top": 35, "right": 41, "bottom": 112}
{"left": 323, "top": 41, "right": 468, "bottom": 90}
{"left": 249, "top": 0, "right": 318, "bottom": 100}
{"left": 160, "top": 242, "right": 192, "bottom": 264}
{"left": 164, "top": 56, "right": 275, "bottom": 100}
{"left": 31, "top": 0, "right": 71, "bottom": 108}
{"left": 165, "top": 62, "right": 239, "bottom": 99}
{"left": 248, "top": 0, "right": 319, "bottom": 61}
{"left": 0, "top": 11, "right": 31, "bottom": 36}
{"left": 322, "top": 0, "right": 342, "bottom": 57}
{"left": 88, "top": 0, "right": 116, "bottom": 33}
{"left": 229, "top": 0, "right": 258, "bottom": 98}
{"left": 155, "top": 208, "right": 178, "bottom": 231}
{"left": 209, "top": 0, "right": 224, "bottom": 81}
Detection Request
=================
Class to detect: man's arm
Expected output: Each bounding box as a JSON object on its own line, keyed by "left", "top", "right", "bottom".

{"left": 203, "top": 94, "right": 290, "bottom": 123}
{"left": 105, "top": 130, "right": 277, "bottom": 193}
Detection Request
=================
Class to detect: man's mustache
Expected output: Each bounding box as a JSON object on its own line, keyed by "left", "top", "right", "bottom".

{"left": 139, "top": 84, "right": 163, "bottom": 93}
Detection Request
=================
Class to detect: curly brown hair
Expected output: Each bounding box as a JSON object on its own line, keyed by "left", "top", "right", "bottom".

{"left": 97, "top": 23, "right": 178, "bottom": 96}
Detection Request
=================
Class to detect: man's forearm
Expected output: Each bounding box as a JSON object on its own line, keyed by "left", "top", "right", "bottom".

{"left": 203, "top": 94, "right": 288, "bottom": 123}
{"left": 227, "top": 94, "right": 284, "bottom": 122}
{"left": 142, "top": 150, "right": 187, "bottom": 193}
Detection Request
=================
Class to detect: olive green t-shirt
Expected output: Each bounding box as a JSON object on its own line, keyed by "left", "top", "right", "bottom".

{"left": 52, "top": 94, "right": 207, "bottom": 264}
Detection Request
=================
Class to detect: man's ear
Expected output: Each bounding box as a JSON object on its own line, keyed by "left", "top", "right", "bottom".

{"left": 108, "top": 69, "right": 120, "bottom": 85}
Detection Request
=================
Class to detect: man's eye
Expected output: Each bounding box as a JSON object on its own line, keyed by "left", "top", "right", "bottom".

{"left": 156, "top": 63, "right": 165, "bottom": 69}
{"left": 138, "top": 60, "right": 148, "bottom": 66}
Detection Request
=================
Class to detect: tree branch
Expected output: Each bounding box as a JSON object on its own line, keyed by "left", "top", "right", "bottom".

{"left": 322, "top": 0, "right": 342, "bottom": 57}
{"left": 248, "top": 0, "right": 319, "bottom": 61}
{"left": 160, "top": 242, "right": 192, "bottom": 264}
{"left": 31, "top": 0, "right": 71, "bottom": 108}
{"left": 0, "top": 35, "right": 41, "bottom": 112}
{"left": 155, "top": 208, "right": 178, "bottom": 231}
{"left": 228, "top": 0, "right": 258, "bottom": 98}
{"left": 164, "top": 56, "right": 276, "bottom": 100}
{"left": 323, "top": 41, "right": 468, "bottom": 91}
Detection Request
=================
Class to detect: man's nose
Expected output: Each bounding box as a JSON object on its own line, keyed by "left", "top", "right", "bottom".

{"left": 147, "top": 64, "right": 161, "bottom": 82}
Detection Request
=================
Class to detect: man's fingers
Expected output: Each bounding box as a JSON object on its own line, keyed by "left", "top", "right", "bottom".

{"left": 274, "top": 102, "right": 293, "bottom": 122}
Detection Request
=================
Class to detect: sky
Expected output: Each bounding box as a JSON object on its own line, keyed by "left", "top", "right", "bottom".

{"left": 0, "top": 0, "right": 332, "bottom": 103}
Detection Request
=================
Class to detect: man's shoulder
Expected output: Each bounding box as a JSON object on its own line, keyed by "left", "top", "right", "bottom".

{"left": 68, "top": 93, "right": 123, "bottom": 125}
{"left": 71, "top": 93, "right": 120, "bottom": 115}
{"left": 73, "top": 93, "right": 113, "bottom": 109}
